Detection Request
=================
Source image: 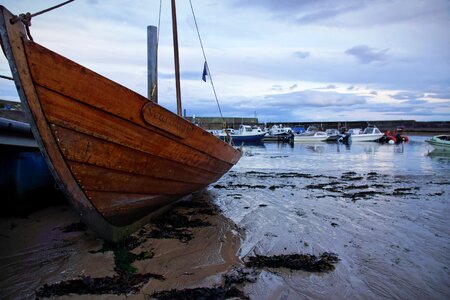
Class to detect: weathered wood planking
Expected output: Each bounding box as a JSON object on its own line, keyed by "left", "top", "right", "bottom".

{"left": 37, "top": 86, "right": 233, "bottom": 174}
{"left": 52, "top": 126, "right": 222, "bottom": 184}
{"left": 68, "top": 161, "right": 204, "bottom": 194}
{"left": 24, "top": 41, "right": 241, "bottom": 164}
{"left": 86, "top": 191, "right": 176, "bottom": 225}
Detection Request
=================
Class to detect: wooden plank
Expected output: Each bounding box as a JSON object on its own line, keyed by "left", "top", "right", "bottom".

{"left": 37, "top": 86, "right": 234, "bottom": 174}
{"left": 85, "top": 191, "right": 176, "bottom": 226}
{"left": 24, "top": 41, "right": 241, "bottom": 164}
{"left": 141, "top": 101, "right": 192, "bottom": 138}
{"left": 52, "top": 125, "right": 223, "bottom": 184}
{"left": 68, "top": 161, "right": 206, "bottom": 195}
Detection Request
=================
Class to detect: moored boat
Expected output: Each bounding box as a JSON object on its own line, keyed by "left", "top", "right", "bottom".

{"left": 264, "top": 124, "right": 293, "bottom": 141}
{"left": 0, "top": 4, "right": 242, "bottom": 241}
{"left": 216, "top": 124, "right": 267, "bottom": 144}
{"left": 294, "top": 131, "right": 328, "bottom": 142}
{"left": 425, "top": 135, "right": 450, "bottom": 152}
{"left": 348, "top": 125, "right": 383, "bottom": 142}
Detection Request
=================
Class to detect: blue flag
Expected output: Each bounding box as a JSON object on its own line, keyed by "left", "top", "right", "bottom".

{"left": 202, "top": 61, "right": 208, "bottom": 82}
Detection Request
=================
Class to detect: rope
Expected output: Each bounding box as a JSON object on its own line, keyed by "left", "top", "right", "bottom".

{"left": 0, "top": 75, "right": 14, "bottom": 81}
{"left": 157, "top": 0, "right": 162, "bottom": 43}
{"left": 188, "top": 0, "right": 223, "bottom": 119}
{"left": 10, "top": 0, "right": 76, "bottom": 41}
{"left": 11, "top": 0, "right": 75, "bottom": 22}
{"left": 150, "top": 0, "right": 163, "bottom": 101}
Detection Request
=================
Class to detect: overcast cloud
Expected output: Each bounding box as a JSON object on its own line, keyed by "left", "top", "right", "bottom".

{"left": 0, "top": 0, "right": 449, "bottom": 122}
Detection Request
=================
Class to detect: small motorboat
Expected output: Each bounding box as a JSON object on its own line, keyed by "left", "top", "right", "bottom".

{"left": 294, "top": 131, "right": 328, "bottom": 142}
{"left": 379, "top": 130, "right": 397, "bottom": 144}
{"left": 425, "top": 135, "right": 450, "bottom": 152}
{"left": 380, "top": 127, "right": 409, "bottom": 144}
{"left": 216, "top": 124, "right": 267, "bottom": 144}
{"left": 264, "top": 124, "right": 293, "bottom": 141}
{"left": 348, "top": 125, "right": 384, "bottom": 142}
{"left": 394, "top": 126, "right": 409, "bottom": 143}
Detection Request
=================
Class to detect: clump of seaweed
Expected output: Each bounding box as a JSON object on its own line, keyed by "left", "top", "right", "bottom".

{"left": 149, "top": 286, "right": 248, "bottom": 300}
{"left": 36, "top": 273, "right": 164, "bottom": 297}
{"left": 245, "top": 252, "right": 340, "bottom": 272}
{"left": 146, "top": 210, "right": 211, "bottom": 243}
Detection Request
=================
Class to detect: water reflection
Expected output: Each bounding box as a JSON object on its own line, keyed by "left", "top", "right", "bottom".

{"left": 427, "top": 149, "right": 450, "bottom": 164}
{"left": 363, "top": 143, "right": 380, "bottom": 154}
{"left": 394, "top": 143, "right": 404, "bottom": 153}
{"left": 301, "top": 143, "right": 326, "bottom": 153}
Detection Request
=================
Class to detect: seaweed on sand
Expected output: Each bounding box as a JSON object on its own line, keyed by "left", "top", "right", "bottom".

{"left": 36, "top": 272, "right": 164, "bottom": 297}
{"left": 245, "top": 252, "right": 340, "bottom": 272}
{"left": 146, "top": 210, "right": 211, "bottom": 243}
{"left": 149, "top": 286, "right": 249, "bottom": 300}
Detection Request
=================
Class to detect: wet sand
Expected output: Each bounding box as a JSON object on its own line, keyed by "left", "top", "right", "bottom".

{"left": 1, "top": 139, "right": 449, "bottom": 299}
{"left": 0, "top": 192, "right": 244, "bottom": 299}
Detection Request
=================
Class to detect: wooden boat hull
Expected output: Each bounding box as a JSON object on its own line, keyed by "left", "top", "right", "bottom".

{"left": 0, "top": 6, "right": 241, "bottom": 241}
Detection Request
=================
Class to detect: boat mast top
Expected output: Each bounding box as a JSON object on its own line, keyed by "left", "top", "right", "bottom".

{"left": 171, "top": 0, "right": 182, "bottom": 117}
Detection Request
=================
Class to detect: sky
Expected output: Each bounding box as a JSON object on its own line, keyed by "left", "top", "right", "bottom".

{"left": 1, "top": 0, "right": 449, "bottom": 122}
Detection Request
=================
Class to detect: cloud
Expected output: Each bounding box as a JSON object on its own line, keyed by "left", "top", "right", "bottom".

{"left": 390, "top": 91, "right": 425, "bottom": 100}
{"left": 264, "top": 90, "right": 367, "bottom": 107}
{"left": 316, "top": 84, "right": 336, "bottom": 90}
{"left": 232, "top": 0, "right": 365, "bottom": 24}
{"left": 345, "top": 45, "right": 389, "bottom": 65}
{"left": 428, "top": 92, "right": 450, "bottom": 99}
{"left": 293, "top": 51, "right": 310, "bottom": 59}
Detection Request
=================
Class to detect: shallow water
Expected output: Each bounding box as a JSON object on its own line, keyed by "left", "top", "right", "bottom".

{"left": 212, "top": 136, "right": 450, "bottom": 299}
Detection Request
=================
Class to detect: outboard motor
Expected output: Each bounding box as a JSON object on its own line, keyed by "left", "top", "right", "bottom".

{"left": 340, "top": 133, "right": 351, "bottom": 145}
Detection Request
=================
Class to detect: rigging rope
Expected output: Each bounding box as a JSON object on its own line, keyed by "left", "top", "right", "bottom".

{"left": 157, "top": 0, "right": 162, "bottom": 44}
{"left": 10, "top": 0, "right": 76, "bottom": 41}
{"left": 188, "top": 0, "right": 223, "bottom": 119}
{"left": 0, "top": 74, "right": 14, "bottom": 81}
{"left": 11, "top": 0, "right": 76, "bottom": 24}
{"left": 150, "top": 0, "right": 163, "bottom": 100}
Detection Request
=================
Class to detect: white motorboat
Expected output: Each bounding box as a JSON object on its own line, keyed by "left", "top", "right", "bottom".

{"left": 267, "top": 124, "right": 293, "bottom": 136}
{"left": 348, "top": 125, "right": 383, "bottom": 142}
{"left": 215, "top": 124, "right": 267, "bottom": 143}
{"left": 294, "top": 131, "right": 328, "bottom": 142}
{"left": 426, "top": 135, "right": 450, "bottom": 152}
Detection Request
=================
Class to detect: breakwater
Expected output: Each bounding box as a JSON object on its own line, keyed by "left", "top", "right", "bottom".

{"left": 273, "top": 120, "right": 450, "bottom": 134}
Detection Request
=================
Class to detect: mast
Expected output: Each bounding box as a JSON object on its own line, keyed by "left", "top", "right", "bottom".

{"left": 171, "top": 0, "right": 182, "bottom": 116}
{"left": 147, "top": 25, "right": 158, "bottom": 103}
